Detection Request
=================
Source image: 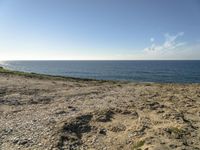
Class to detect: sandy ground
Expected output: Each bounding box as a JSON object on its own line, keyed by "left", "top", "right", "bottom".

{"left": 0, "top": 73, "right": 200, "bottom": 150}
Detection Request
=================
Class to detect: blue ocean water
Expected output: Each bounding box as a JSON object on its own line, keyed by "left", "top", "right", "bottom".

{"left": 0, "top": 61, "right": 200, "bottom": 83}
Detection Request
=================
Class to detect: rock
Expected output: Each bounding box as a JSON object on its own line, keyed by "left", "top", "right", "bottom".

{"left": 4, "top": 128, "right": 13, "bottom": 134}
{"left": 38, "top": 143, "right": 42, "bottom": 146}
{"left": 55, "top": 110, "right": 67, "bottom": 115}
{"left": 99, "top": 128, "right": 107, "bottom": 135}
{"left": 17, "top": 138, "right": 33, "bottom": 147}
{"left": 18, "top": 140, "right": 28, "bottom": 145}
{"left": 96, "top": 115, "right": 108, "bottom": 122}
{"left": 68, "top": 106, "right": 76, "bottom": 111}
{"left": 12, "top": 137, "right": 19, "bottom": 144}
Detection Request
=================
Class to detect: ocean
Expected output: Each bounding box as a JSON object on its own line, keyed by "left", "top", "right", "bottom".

{"left": 0, "top": 60, "right": 200, "bottom": 83}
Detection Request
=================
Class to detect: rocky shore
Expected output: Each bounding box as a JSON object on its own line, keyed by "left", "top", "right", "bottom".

{"left": 0, "top": 68, "right": 200, "bottom": 150}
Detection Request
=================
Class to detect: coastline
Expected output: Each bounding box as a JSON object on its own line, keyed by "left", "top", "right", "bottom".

{"left": 1, "top": 60, "right": 200, "bottom": 83}
{"left": 0, "top": 66, "right": 198, "bottom": 85}
{"left": 0, "top": 67, "right": 200, "bottom": 149}
{"left": 0, "top": 66, "right": 127, "bottom": 84}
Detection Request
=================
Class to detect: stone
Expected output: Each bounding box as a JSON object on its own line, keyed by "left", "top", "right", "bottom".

{"left": 99, "top": 128, "right": 107, "bottom": 135}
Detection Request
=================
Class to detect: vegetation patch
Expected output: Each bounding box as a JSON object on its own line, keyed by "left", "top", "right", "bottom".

{"left": 94, "top": 109, "right": 114, "bottom": 122}
{"left": 168, "top": 127, "right": 185, "bottom": 134}
{"left": 132, "top": 140, "right": 145, "bottom": 149}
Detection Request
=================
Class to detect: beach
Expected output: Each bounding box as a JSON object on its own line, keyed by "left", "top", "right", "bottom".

{"left": 0, "top": 68, "right": 200, "bottom": 150}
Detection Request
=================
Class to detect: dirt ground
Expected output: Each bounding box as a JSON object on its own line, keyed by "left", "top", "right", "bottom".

{"left": 0, "top": 73, "right": 200, "bottom": 150}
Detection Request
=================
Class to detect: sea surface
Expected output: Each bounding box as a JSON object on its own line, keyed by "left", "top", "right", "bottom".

{"left": 0, "top": 61, "right": 200, "bottom": 83}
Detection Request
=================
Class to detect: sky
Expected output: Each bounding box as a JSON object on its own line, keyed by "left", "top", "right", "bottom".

{"left": 0, "top": 0, "right": 200, "bottom": 60}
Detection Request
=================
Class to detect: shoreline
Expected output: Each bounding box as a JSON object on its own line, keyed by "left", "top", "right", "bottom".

{"left": 0, "top": 66, "right": 198, "bottom": 85}
{"left": 0, "top": 66, "right": 200, "bottom": 149}
{"left": 0, "top": 66, "right": 112, "bottom": 83}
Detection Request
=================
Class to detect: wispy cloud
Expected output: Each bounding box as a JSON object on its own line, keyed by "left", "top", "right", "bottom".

{"left": 116, "top": 32, "right": 200, "bottom": 60}
{"left": 144, "top": 32, "right": 185, "bottom": 53}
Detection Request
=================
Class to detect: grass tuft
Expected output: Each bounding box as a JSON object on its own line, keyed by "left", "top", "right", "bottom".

{"left": 168, "top": 127, "right": 184, "bottom": 134}
{"left": 132, "top": 140, "right": 145, "bottom": 149}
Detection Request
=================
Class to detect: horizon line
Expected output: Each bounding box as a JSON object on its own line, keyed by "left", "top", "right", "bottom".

{"left": 1, "top": 59, "right": 200, "bottom": 61}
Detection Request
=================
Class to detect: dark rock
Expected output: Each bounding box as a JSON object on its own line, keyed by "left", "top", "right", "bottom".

{"left": 68, "top": 106, "right": 76, "bottom": 111}
{"left": 2, "top": 128, "right": 13, "bottom": 135}
{"left": 17, "top": 139, "right": 32, "bottom": 147}
{"left": 55, "top": 110, "right": 67, "bottom": 115}
{"left": 12, "top": 138, "right": 19, "bottom": 144}
{"left": 18, "top": 140, "right": 28, "bottom": 145}
{"left": 99, "top": 128, "right": 107, "bottom": 135}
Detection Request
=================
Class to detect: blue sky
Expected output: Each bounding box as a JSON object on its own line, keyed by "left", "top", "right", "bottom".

{"left": 0, "top": 0, "right": 200, "bottom": 60}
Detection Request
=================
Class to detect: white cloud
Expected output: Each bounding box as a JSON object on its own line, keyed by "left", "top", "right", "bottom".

{"left": 144, "top": 32, "right": 185, "bottom": 53}
{"left": 115, "top": 42, "right": 200, "bottom": 60}
{"left": 116, "top": 32, "right": 200, "bottom": 60}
